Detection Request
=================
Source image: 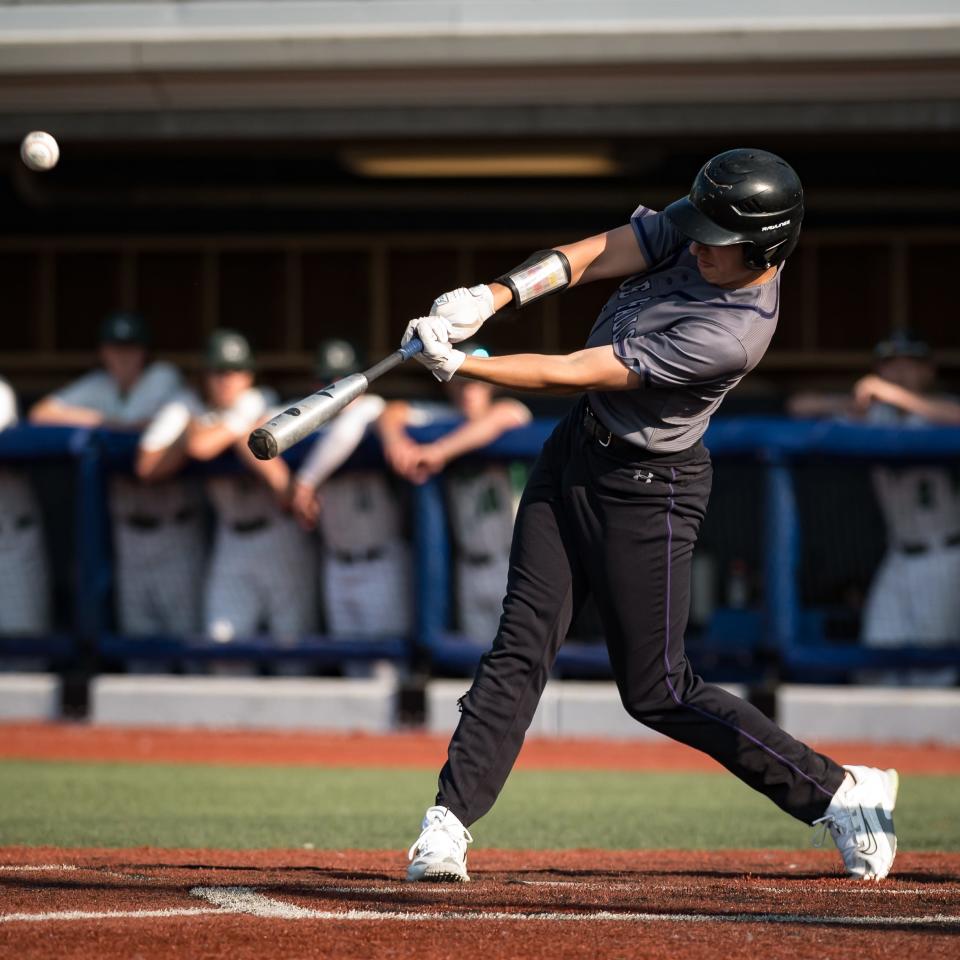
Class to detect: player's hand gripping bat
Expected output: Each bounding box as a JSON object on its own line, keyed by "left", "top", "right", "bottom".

{"left": 247, "top": 337, "right": 423, "bottom": 460}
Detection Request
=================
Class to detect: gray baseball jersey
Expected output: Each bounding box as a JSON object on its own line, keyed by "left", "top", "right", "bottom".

{"left": 53, "top": 362, "right": 182, "bottom": 425}
{"left": 586, "top": 205, "right": 781, "bottom": 452}
{"left": 865, "top": 401, "right": 960, "bottom": 549}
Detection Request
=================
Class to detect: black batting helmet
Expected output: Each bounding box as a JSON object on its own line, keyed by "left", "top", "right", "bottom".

{"left": 664, "top": 149, "right": 804, "bottom": 270}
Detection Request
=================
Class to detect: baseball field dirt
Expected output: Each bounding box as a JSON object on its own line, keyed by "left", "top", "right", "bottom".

{"left": 3, "top": 724, "right": 959, "bottom": 959}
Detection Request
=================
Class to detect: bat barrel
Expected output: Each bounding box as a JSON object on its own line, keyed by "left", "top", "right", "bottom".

{"left": 245, "top": 337, "right": 423, "bottom": 461}
{"left": 248, "top": 372, "right": 369, "bottom": 460}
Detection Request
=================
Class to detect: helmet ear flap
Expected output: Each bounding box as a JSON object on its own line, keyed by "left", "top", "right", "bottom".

{"left": 742, "top": 245, "right": 769, "bottom": 271}
{"left": 744, "top": 231, "right": 800, "bottom": 271}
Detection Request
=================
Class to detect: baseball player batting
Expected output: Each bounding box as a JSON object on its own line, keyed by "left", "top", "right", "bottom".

{"left": 401, "top": 149, "right": 899, "bottom": 884}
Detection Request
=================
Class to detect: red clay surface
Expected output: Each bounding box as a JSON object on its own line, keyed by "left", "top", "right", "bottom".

{"left": 3, "top": 722, "right": 960, "bottom": 773}
{"left": 1, "top": 847, "right": 958, "bottom": 960}
{"left": 3, "top": 726, "right": 959, "bottom": 957}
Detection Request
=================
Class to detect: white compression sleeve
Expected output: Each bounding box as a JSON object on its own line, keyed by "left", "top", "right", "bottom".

{"left": 138, "top": 393, "right": 201, "bottom": 452}
{"left": 296, "top": 393, "right": 387, "bottom": 490}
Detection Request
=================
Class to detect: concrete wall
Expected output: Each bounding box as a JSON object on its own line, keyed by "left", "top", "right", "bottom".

{"left": 777, "top": 685, "right": 960, "bottom": 745}
{"left": 90, "top": 675, "right": 397, "bottom": 732}
{"left": 4, "top": 675, "right": 954, "bottom": 744}
{"left": 0, "top": 673, "right": 60, "bottom": 721}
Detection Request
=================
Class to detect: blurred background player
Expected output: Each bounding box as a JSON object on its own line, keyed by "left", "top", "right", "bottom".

{"left": 789, "top": 331, "right": 960, "bottom": 685}
{"left": 0, "top": 376, "right": 52, "bottom": 638}
{"left": 28, "top": 312, "right": 199, "bottom": 638}
{"left": 377, "top": 345, "right": 531, "bottom": 643}
{"left": 290, "top": 339, "right": 412, "bottom": 641}
{"left": 139, "top": 329, "right": 316, "bottom": 646}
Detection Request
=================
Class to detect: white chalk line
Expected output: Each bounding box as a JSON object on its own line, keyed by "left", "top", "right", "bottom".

{"left": 0, "top": 864, "right": 78, "bottom": 872}
{"left": 755, "top": 885, "right": 959, "bottom": 896}
{"left": 509, "top": 879, "right": 960, "bottom": 897}
{"left": 0, "top": 907, "right": 221, "bottom": 924}
{"left": 1, "top": 875, "right": 956, "bottom": 927}
{"left": 189, "top": 887, "right": 960, "bottom": 927}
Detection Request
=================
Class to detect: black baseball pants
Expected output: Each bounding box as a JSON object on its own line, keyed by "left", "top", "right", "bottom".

{"left": 436, "top": 399, "right": 845, "bottom": 826}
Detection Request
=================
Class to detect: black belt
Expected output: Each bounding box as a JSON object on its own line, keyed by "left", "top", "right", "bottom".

{"left": 899, "top": 533, "right": 960, "bottom": 555}
{"left": 462, "top": 552, "right": 496, "bottom": 565}
{"left": 2, "top": 515, "right": 36, "bottom": 533}
{"left": 582, "top": 403, "right": 641, "bottom": 456}
{"left": 332, "top": 547, "right": 385, "bottom": 564}
{"left": 125, "top": 508, "right": 197, "bottom": 531}
{"left": 231, "top": 517, "right": 270, "bottom": 534}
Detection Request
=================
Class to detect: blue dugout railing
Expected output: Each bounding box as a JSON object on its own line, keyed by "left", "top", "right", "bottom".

{"left": 1, "top": 418, "right": 959, "bottom": 678}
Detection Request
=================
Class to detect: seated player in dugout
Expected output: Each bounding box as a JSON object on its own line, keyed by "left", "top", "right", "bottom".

{"left": 290, "top": 339, "right": 413, "bottom": 640}
{"left": 29, "top": 312, "right": 204, "bottom": 639}
{"left": 0, "top": 376, "right": 52, "bottom": 639}
{"left": 400, "top": 149, "right": 899, "bottom": 884}
{"left": 789, "top": 332, "right": 960, "bottom": 686}
{"left": 290, "top": 340, "right": 530, "bottom": 643}
{"left": 137, "top": 329, "right": 316, "bottom": 646}
{"left": 377, "top": 348, "right": 531, "bottom": 644}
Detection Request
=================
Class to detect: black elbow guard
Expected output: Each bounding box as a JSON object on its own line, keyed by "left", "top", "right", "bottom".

{"left": 495, "top": 249, "right": 571, "bottom": 309}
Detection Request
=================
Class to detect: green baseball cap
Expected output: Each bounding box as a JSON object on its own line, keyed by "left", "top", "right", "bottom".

{"left": 315, "top": 339, "right": 362, "bottom": 382}
{"left": 874, "top": 330, "right": 930, "bottom": 361}
{"left": 99, "top": 311, "right": 150, "bottom": 347}
{"left": 205, "top": 329, "right": 254, "bottom": 371}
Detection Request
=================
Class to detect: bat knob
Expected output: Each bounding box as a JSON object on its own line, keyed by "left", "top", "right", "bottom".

{"left": 248, "top": 427, "right": 278, "bottom": 461}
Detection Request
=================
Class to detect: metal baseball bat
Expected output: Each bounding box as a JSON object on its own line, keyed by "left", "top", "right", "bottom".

{"left": 247, "top": 337, "right": 424, "bottom": 461}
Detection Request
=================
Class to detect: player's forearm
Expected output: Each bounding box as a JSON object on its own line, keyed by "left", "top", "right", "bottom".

{"left": 28, "top": 399, "right": 104, "bottom": 428}
{"left": 457, "top": 354, "right": 573, "bottom": 393}
{"left": 459, "top": 348, "right": 637, "bottom": 394}
{"left": 432, "top": 406, "right": 529, "bottom": 462}
{"left": 236, "top": 437, "right": 291, "bottom": 495}
{"left": 786, "top": 393, "right": 856, "bottom": 419}
{"left": 376, "top": 401, "right": 417, "bottom": 449}
{"left": 185, "top": 422, "right": 238, "bottom": 460}
{"left": 135, "top": 440, "right": 188, "bottom": 483}
{"left": 889, "top": 388, "right": 960, "bottom": 425}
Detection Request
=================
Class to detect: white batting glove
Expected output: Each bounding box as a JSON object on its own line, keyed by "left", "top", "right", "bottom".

{"left": 401, "top": 284, "right": 495, "bottom": 349}
{"left": 432, "top": 284, "right": 495, "bottom": 342}
{"left": 408, "top": 316, "right": 466, "bottom": 382}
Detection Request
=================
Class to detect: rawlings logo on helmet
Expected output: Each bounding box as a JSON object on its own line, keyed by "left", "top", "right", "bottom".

{"left": 663, "top": 148, "right": 804, "bottom": 270}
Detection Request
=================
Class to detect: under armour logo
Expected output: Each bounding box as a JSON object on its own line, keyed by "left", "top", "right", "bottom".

{"left": 634, "top": 470, "right": 654, "bottom": 483}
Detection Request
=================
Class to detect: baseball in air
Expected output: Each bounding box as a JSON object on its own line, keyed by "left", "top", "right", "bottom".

{"left": 20, "top": 131, "right": 59, "bottom": 172}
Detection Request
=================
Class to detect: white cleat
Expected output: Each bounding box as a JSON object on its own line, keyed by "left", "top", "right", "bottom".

{"left": 406, "top": 806, "right": 473, "bottom": 883}
{"left": 813, "top": 765, "right": 899, "bottom": 880}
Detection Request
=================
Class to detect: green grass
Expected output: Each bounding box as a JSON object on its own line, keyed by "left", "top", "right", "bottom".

{"left": 2, "top": 760, "right": 958, "bottom": 851}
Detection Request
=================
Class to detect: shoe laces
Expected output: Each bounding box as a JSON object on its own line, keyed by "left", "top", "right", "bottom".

{"left": 812, "top": 785, "right": 867, "bottom": 854}
{"left": 408, "top": 809, "right": 473, "bottom": 861}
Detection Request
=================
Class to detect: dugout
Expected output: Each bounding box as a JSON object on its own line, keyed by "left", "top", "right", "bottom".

{"left": 0, "top": 1, "right": 958, "bottom": 404}
{"left": 0, "top": 3, "right": 958, "bottom": 691}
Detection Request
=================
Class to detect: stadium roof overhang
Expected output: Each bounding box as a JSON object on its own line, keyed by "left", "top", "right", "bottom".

{"left": 0, "top": 1, "right": 958, "bottom": 139}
